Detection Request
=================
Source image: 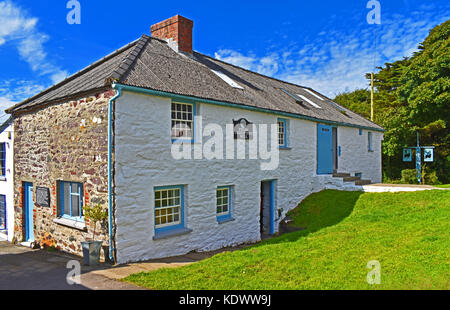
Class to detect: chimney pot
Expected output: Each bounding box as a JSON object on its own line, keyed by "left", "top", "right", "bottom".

{"left": 151, "top": 15, "right": 193, "bottom": 54}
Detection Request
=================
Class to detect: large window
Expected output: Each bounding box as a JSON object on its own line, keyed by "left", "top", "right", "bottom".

{"left": 216, "top": 186, "right": 232, "bottom": 222}
{"left": 171, "top": 102, "right": 194, "bottom": 141}
{"left": 154, "top": 186, "right": 183, "bottom": 231}
{"left": 0, "top": 195, "right": 6, "bottom": 230}
{"left": 59, "top": 181, "right": 84, "bottom": 220}
{"left": 0, "top": 143, "right": 5, "bottom": 176}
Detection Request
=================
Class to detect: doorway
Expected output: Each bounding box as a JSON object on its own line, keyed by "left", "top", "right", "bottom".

{"left": 23, "top": 182, "right": 34, "bottom": 242}
{"left": 260, "top": 180, "right": 275, "bottom": 237}
{"left": 317, "top": 124, "right": 338, "bottom": 174}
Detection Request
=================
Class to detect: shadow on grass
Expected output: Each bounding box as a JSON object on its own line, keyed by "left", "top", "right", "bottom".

{"left": 258, "top": 190, "right": 363, "bottom": 246}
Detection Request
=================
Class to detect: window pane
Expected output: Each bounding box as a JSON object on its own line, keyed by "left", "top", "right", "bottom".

{"left": 63, "top": 182, "right": 71, "bottom": 216}
{"left": 71, "top": 194, "right": 80, "bottom": 217}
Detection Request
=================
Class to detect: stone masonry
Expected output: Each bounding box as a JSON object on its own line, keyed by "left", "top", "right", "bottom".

{"left": 13, "top": 90, "right": 115, "bottom": 256}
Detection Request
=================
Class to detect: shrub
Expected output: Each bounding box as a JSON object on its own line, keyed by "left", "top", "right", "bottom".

{"left": 401, "top": 169, "right": 418, "bottom": 184}
{"left": 84, "top": 204, "right": 108, "bottom": 241}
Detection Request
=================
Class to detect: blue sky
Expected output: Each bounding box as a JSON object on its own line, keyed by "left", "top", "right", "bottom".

{"left": 0, "top": 0, "right": 449, "bottom": 121}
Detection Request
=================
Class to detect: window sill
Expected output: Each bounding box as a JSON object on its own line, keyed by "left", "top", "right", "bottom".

{"left": 0, "top": 176, "right": 6, "bottom": 182}
{"left": 217, "top": 217, "right": 235, "bottom": 224}
{"left": 53, "top": 217, "right": 87, "bottom": 231}
{"left": 278, "top": 146, "right": 292, "bottom": 150}
{"left": 153, "top": 227, "right": 192, "bottom": 240}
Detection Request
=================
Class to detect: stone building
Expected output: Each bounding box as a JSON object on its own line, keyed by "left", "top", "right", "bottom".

{"left": 6, "top": 15, "right": 384, "bottom": 264}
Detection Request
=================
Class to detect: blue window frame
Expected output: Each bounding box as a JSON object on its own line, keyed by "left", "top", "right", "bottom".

{"left": 216, "top": 186, "right": 232, "bottom": 222}
{"left": 0, "top": 195, "right": 6, "bottom": 230}
{"left": 154, "top": 185, "right": 185, "bottom": 235}
{"left": 277, "top": 118, "right": 288, "bottom": 148}
{"left": 0, "top": 143, "right": 6, "bottom": 176}
{"left": 368, "top": 132, "right": 373, "bottom": 152}
{"left": 171, "top": 101, "right": 196, "bottom": 143}
{"left": 359, "top": 128, "right": 363, "bottom": 135}
{"left": 59, "top": 181, "right": 84, "bottom": 222}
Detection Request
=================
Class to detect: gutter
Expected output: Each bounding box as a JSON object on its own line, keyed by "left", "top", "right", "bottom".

{"left": 107, "top": 85, "right": 122, "bottom": 264}
{"left": 112, "top": 83, "right": 385, "bottom": 133}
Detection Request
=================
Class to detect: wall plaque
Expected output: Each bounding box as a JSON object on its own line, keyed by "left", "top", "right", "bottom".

{"left": 36, "top": 187, "right": 50, "bottom": 208}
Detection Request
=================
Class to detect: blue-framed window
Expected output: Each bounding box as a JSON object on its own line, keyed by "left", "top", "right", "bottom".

{"left": 277, "top": 118, "right": 288, "bottom": 148}
{"left": 359, "top": 128, "right": 363, "bottom": 135}
{"left": 0, "top": 195, "right": 6, "bottom": 230}
{"left": 0, "top": 143, "right": 6, "bottom": 176}
{"left": 154, "top": 185, "right": 185, "bottom": 234}
{"left": 368, "top": 132, "right": 373, "bottom": 152}
{"left": 216, "top": 186, "right": 232, "bottom": 222}
{"left": 59, "top": 181, "right": 84, "bottom": 221}
{"left": 171, "top": 102, "right": 196, "bottom": 143}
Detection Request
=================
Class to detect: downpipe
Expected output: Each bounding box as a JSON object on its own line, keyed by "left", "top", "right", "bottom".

{"left": 108, "top": 84, "right": 122, "bottom": 264}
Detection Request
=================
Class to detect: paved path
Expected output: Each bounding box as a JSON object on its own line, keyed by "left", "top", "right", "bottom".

{"left": 0, "top": 241, "right": 143, "bottom": 290}
{"left": 361, "top": 183, "right": 448, "bottom": 192}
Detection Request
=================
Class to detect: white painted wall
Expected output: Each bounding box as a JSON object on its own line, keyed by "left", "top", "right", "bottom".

{"left": 338, "top": 127, "right": 383, "bottom": 183}
{"left": 0, "top": 121, "right": 14, "bottom": 242}
{"left": 114, "top": 91, "right": 383, "bottom": 264}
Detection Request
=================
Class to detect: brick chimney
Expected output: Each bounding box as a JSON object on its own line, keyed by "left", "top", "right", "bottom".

{"left": 150, "top": 15, "right": 193, "bottom": 54}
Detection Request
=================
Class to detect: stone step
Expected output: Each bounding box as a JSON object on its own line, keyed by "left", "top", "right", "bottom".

{"left": 343, "top": 176, "right": 361, "bottom": 182}
{"left": 355, "top": 179, "right": 372, "bottom": 186}
{"left": 333, "top": 172, "right": 351, "bottom": 178}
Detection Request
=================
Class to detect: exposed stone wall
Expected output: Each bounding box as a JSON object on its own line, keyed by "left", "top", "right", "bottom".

{"left": 13, "top": 90, "right": 114, "bottom": 256}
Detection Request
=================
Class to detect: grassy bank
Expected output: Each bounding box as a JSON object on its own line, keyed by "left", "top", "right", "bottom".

{"left": 124, "top": 190, "right": 450, "bottom": 290}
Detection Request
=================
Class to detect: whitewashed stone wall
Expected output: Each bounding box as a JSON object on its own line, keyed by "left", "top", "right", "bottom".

{"left": 114, "top": 91, "right": 383, "bottom": 264}
{"left": 0, "top": 122, "right": 14, "bottom": 242}
{"left": 338, "top": 127, "right": 383, "bottom": 183}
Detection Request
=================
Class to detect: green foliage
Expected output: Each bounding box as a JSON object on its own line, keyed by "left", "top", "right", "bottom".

{"left": 334, "top": 20, "right": 450, "bottom": 183}
{"left": 401, "top": 169, "right": 418, "bottom": 184}
{"left": 84, "top": 203, "right": 108, "bottom": 240}
{"left": 124, "top": 190, "right": 450, "bottom": 290}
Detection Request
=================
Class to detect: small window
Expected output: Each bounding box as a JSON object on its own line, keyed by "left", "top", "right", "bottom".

{"left": 211, "top": 70, "right": 244, "bottom": 89}
{"left": 217, "top": 186, "right": 232, "bottom": 222}
{"left": 0, "top": 195, "right": 6, "bottom": 230}
{"left": 297, "top": 94, "right": 322, "bottom": 109}
{"left": 154, "top": 186, "right": 183, "bottom": 230}
{"left": 359, "top": 128, "right": 363, "bottom": 135}
{"left": 171, "top": 102, "right": 194, "bottom": 142}
{"left": 0, "top": 143, "right": 5, "bottom": 176}
{"left": 368, "top": 132, "right": 373, "bottom": 152}
{"left": 303, "top": 88, "right": 325, "bottom": 101}
{"left": 59, "top": 182, "right": 84, "bottom": 220}
{"left": 277, "top": 118, "right": 288, "bottom": 148}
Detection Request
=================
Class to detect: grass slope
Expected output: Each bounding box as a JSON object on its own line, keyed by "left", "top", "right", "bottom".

{"left": 124, "top": 190, "right": 450, "bottom": 290}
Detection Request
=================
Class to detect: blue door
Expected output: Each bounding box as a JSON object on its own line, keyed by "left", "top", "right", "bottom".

{"left": 24, "top": 182, "right": 34, "bottom": 242}
{"left": 317, "top": 124, "right": 333, "bottom": 174}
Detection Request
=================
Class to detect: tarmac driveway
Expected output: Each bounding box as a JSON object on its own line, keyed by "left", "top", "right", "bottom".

{"left": 0, "top": 241, "right": 142, "bottom": 290}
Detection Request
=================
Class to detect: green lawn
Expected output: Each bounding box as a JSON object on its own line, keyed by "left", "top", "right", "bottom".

{"left": 124, "top": 190, "right": 450, "bottom": 290}
{"left": 434, "top": 184, "right": 450, "bottom": 188}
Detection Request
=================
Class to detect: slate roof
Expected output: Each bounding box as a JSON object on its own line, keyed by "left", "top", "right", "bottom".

{"left": 6, "top": 34, "right": 383, "bottom": 131}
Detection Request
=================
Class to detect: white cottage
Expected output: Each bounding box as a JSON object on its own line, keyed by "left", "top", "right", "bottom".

{"left": 0, "top": 117, "right": 14, "bottom": 242}
{"left": 6, "top": 15, "right": 383, "bottom": 264}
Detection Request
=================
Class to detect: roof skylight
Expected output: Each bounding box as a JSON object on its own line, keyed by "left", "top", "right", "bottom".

{"left": 211, "top": 70, "right": 244, "bottom": 89}
{"left": 303, "top": 88, "right": 324, "bottom": 101}
{"left": 297, "top": 94, "right": 322, "bottom": 109}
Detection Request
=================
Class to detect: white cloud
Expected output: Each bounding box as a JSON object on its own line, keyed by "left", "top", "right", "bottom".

{"left": 214, "top": 6, "right": 449, "bottom": 98}
{"left": 0, "top": 1, "right": 68, "bottom": 83}
{"left": 0, "top": 79, "right": 45, "bottom": 120}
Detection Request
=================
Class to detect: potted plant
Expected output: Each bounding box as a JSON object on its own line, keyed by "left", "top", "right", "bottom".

{"left": 81, "top": 203, "right": 108, "bottom": 266}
